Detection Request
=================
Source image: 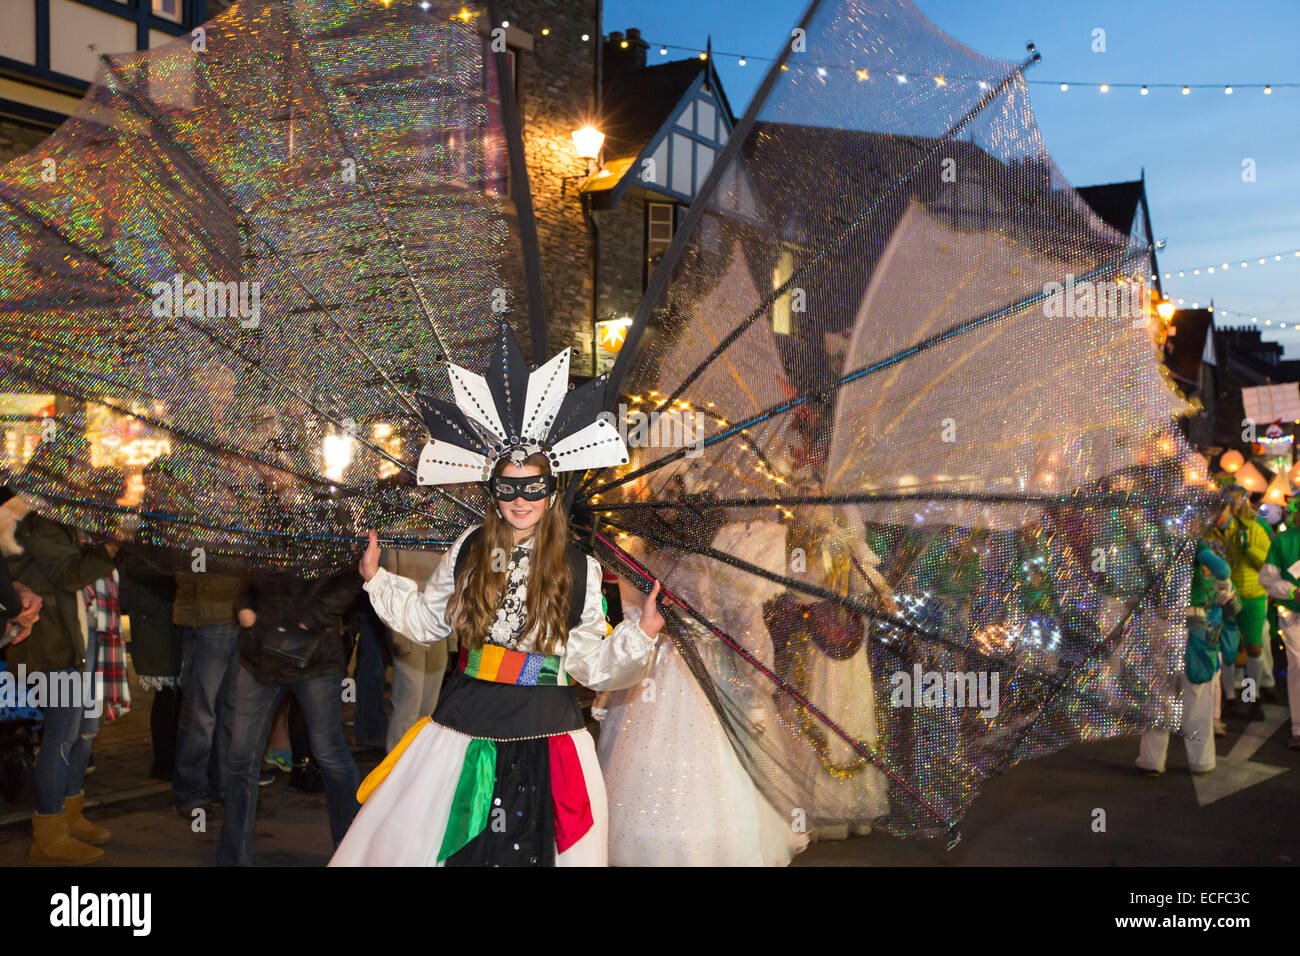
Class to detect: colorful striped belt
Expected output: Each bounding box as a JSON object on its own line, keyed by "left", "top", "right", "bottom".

{"left": 458, "top": 644, "right": 569, "bottom": 686}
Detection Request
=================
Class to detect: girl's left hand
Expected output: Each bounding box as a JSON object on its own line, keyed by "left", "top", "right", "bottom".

{"left": 640, "top": 580, "right": 664, "bottom": 637}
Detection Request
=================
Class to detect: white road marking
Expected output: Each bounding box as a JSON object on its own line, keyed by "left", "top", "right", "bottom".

{"left": 1192, "top": 704, "right": 1289, "bottom": 806}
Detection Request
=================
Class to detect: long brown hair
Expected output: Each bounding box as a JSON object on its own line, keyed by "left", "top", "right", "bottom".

{"left": 447, "top": 453, "right": 573, "bottom": 654}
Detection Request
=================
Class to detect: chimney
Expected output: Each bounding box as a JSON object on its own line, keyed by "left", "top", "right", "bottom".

{"left": 603, "top": 26, "right": 648, "bottom": 78}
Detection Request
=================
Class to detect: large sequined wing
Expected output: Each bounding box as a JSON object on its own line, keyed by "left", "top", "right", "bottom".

{"left": 573, "top": 0, "right": 1221, "bottom": 839}
{"left": 0, "top": 0, "right": 534, "bottom": 571}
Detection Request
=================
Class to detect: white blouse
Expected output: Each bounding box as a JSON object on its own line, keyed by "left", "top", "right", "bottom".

{"left": 364, "top": 526, "right": 657, "bottom": 692}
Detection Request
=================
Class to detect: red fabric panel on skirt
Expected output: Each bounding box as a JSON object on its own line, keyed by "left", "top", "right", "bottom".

{"left": 547, "top": 734, "right": 594, "bottom": 854}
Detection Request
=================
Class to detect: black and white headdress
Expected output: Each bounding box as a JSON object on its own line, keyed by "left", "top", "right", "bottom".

{"left": 414, "top": 323, "right": 629, "bottom": 485}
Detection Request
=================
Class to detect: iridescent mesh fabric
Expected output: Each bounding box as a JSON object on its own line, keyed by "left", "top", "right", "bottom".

{"left": 0, "top": 0, "right": 522, "bottom": 572}
{"left": 575, "top": 0, "right": 1221, "bottom": 838}
{"left": 0, "top": 0, "right": 1222, "bottom": 839}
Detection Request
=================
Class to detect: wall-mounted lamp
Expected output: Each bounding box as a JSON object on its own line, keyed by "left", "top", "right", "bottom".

{"left": 562, "top": 126, "right": 605, "bottom": 196}
{"left": 571, "top": 126, "right": 605, "bottom": 161}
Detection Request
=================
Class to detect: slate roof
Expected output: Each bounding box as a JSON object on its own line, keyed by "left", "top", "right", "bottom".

{"left": 1076, "top": 180, "right": 1144, "bottom": 235}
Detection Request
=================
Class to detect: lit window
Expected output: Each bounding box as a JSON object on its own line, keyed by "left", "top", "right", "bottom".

{"left": 645, "top": 203, "right": 675, "bottom": 286}
{"left": 152, "top": 0, "right": 183, "bottom": 23}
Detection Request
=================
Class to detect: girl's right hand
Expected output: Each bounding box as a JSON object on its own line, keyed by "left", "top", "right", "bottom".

{"left": 360, "top": 530, "right": 380, "bottom": 582}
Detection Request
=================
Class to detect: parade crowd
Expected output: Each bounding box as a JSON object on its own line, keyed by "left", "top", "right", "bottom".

{"left": 2, "top": 467, "right": 1298, "bottom": 867}
{"left": 1136, "top": 475, "right": 1300, "bottom": 778}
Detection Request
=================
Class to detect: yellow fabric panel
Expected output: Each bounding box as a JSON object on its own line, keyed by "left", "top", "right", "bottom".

{"left": 356, "top": 715, "right": 432, "bottom": 804}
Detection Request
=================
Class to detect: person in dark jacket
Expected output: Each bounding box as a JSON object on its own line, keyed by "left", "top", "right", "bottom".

{"left": 1, "top": 492, "right": 119, "bottom": 865}
{"left": 216, "top": 565, "right": 364, "bottom": 865}
{"left": 118, "top": 550, "right": 182, "bottom": 780}
{"left": 171, "top": 568, "right": 242, "bottom": 813}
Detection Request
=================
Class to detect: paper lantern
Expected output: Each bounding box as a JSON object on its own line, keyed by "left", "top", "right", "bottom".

{"left": 1287, "top": 459, "right": 1300, "bottom": 482}
{"left": 1219, "top": 449, "right": 1244, "bottom": 473}
{"left": 1264, "top": 472, "right": 1293, "bottom": 505}
{"left": 1234, "top": 461, "right": 1267, "bottom": 492}
{"left": 1183, "top": 452, "right": 1209, "bottom": 485}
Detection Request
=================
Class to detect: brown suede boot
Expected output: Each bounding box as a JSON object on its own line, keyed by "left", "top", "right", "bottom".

{"left": 28, "top": 811, "right": 104, "bottom": 865}
{"left": 64, "top": 792, "right": 111, "bottom": 845}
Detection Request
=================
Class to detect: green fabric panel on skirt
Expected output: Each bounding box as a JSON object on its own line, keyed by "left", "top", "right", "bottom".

{"left": 437, "top": 738, "right": 497, "bottom": 862}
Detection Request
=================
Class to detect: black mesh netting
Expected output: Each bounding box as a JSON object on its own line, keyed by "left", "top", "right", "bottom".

{"left": 575, "top": 0, "right": 1222, "bottom": 838}
{"left": 0, "top": 0, "right": 530, "bottom": 572}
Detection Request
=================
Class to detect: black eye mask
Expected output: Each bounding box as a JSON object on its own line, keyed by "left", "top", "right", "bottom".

{"left": 490, "top": 474, "right": 556, "bottom": 502}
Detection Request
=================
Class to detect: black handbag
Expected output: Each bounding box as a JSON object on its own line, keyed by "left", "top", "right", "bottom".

{"left": 256, "top": 624, "right": 319, "bottom": 669}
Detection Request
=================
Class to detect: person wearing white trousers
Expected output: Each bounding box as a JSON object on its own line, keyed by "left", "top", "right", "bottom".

{"left": 1137, "top": 670, "right": 1219, "bottom": 774}
{"left": 1138, "top": 544, "right": 1233, "bottom": 774}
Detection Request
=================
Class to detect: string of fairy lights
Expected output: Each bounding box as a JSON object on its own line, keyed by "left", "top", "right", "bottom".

{"left": 415, "top": 9, "right": 1298, "bottom": 96}
{"left": 1156, "top": 247, "right": 1300, "bottom": 329}
{"left": 631, "top": 39, "right": 1296, "bottom": 96}
{"left": 1160, "top": 248, "right": 1300, "bottom": 280}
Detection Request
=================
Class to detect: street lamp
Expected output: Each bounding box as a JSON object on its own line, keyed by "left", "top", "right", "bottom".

{"left": 562, "top": 125, "right": 605, "bottom": 197}
{"left": 571, "top": 126, "right": 605, "bottom": 162}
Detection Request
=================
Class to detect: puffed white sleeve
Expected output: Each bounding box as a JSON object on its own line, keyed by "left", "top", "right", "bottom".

{"left": 1258, "top": 562, "right": 1293, "bottom": 602}
{"left": 362, "top": 525, "right": 477, "bottom": 645}
{"left": 563, "top": 556, "right": 658, "bottom": 692}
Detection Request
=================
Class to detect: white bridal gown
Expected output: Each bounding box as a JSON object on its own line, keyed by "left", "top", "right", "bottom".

{"left": 596, "top": 520, "right": 809, "bottom": 866}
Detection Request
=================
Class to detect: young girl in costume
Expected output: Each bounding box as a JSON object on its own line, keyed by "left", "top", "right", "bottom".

{"left": 330, "top": 328, "right": 662, "bottom": 866}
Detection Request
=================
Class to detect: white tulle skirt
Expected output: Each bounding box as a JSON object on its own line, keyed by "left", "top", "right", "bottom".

{"left": 329, "top": 719, "right": 608, "bottom": 867}
{"left": 596, "top": 640, "right": 808, "bottom": 866}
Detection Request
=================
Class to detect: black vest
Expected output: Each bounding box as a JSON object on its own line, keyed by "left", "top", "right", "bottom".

{"left": 452, "top": 527, "right": 588, "bottom": 631}
{"left": 435, "top": 528, "right": 592, "bottom": 739}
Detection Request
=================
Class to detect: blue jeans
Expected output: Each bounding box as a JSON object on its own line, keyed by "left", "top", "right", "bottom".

{"left": 33, "top": 631, "right": 100, "bottom": 816}
{"left": 173, "top": 623, "right": 239, "bottom": 808}
{"left": 217, "top": 668, "right": 360, "bottom": 866}
{"left": 353, "top": 608, "right": 388, "bottom": 746}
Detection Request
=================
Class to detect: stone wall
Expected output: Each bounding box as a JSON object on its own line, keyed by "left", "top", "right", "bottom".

{"left": 496, "top": 0, "right": 599, "bottom": 369}
{"left": 593, "top": 191, "right": 647, "bottom": 332}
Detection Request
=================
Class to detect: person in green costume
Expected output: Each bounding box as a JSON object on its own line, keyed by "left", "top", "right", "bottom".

{"left": 1258, "top": 495, "right": 1300, "bottom": 749}
{"left": 1207, "top": 485, "right": 1271, "bottom": 721}
{"left": 1254, "top": 500, "right": 1283, "bottom": 701}
{"left": 1136, "top": 540, "right": 1233, "bottom": 775}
